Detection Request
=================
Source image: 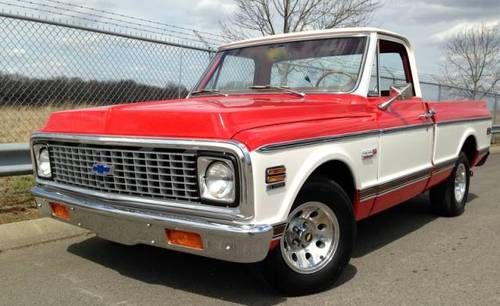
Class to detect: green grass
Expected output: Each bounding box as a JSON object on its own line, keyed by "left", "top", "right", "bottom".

{"left": 0, "top": 175, "right": 39, "bottom": 224}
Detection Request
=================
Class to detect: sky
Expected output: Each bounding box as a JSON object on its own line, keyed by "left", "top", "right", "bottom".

{"left": 0, "top": 0, "right": 498, "bottom": 85}
{"left": 41, "top": 0, "right": 499, "bottom": 78}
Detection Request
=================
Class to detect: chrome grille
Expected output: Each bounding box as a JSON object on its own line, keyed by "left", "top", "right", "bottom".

{"left": 48, "top": 143, "right": 199, "bottom": 202}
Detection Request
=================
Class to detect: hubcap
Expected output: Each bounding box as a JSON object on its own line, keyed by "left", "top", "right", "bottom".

{"left": 454, "top": 163, "right": 467, "bottom": 203}
{"left": 280, "top": 201, "right": 340, "bottom": 274}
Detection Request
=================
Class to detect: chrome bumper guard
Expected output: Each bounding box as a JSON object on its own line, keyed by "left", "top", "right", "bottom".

{"left": 32, "top": 185, "right": 273, "bottom": 263}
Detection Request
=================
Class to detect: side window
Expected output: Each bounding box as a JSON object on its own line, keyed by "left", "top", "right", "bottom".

{"left": 210, "top": 55, "right": 255, "bottom": 90}
{"left": 379, "top": 53, "right": 407, "bottom": 93}
{"left": 376, "top": 40, "right": 414, "bottom": 97}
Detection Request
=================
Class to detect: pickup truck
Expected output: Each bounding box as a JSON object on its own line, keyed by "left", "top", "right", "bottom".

{"left": 31, "top": 28, "right": 492, "bottom": 295}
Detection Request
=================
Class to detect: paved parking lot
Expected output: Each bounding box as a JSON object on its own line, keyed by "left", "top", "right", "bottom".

{"left": 1, "top": 154, "right": 499, "bottom": 305}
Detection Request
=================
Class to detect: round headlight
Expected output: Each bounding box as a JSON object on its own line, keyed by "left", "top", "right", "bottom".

{"left": 37, "top": 147, "right": 52, "bottom": 178}
{"left": 204, "top": 161, "right": 235, "bottom": 200}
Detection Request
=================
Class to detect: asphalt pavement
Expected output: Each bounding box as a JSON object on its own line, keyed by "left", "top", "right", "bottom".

{"left": 1, "top": 154, "right": 499, "bottom": 305}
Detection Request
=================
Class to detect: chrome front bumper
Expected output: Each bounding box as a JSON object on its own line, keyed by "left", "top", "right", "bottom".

{"left": 32, "top": 185, "right": 273, "bottom": 263}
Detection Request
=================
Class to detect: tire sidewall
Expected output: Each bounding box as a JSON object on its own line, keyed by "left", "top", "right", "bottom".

{"left": 450, "top": 153, "right": 471, "bottom": 211}
{"left": 262, "top": 177, "right": 355, "bottom": 295}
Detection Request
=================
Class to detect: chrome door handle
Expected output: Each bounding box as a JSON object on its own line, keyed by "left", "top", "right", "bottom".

{"left": 419, "top": 108, "right": 436, "bottom": 120}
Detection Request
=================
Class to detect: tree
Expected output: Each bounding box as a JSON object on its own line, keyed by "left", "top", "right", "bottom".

{"left": 441, "top": 24, "right": 500, "bottom": 99}
{"left": 220, "top": 0, "right": 380, "bottom": 40}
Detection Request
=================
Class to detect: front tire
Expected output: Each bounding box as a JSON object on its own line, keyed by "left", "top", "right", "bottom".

{"left": 430, "top": 152, "right": 471, "bottom": 217}
{"left": 261, "top": 177, "right": 356, "bottom": 296}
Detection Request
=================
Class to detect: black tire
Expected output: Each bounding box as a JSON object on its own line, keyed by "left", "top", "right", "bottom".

{"left": 261, "top": 176, "right": 356, "bottom": 296}
{"left": 430, "top": 152, "right": 471, "bottom": 217}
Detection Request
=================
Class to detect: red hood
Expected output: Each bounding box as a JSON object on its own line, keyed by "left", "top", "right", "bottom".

{"left": 41, "top": 94, "right": 371, "bottom": 140}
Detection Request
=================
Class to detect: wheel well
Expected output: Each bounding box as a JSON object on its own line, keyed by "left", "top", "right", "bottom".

{"left": 307, "top": 160, "right": 355, "bottom": 204}
{"left": 461, "top": 136, "right": 477, "bottom": 162}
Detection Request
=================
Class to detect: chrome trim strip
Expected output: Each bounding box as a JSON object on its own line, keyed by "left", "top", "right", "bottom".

{"left": 359, "top": 158, "right": 458, "bottom": 202}
{"left": 432, "top": 165, "right": 454, "bottom": 175}
{"left": 258, "top": 130, "right": 380, "bottom": 152}
{"left": 433, "top": 158, "right": 457, "bottom": 172}
{"left": 375, "top": 174, "right": 430, "bottom": 199}
{"left": 258, "top": 116, "right": 491, "bottom": 153}
{"left": 31, "top": 132, "right": 255, "bottom": 220}
{"left": 257, "top": 123, "right": 433, "bottom": 152}
{"left": 359, "top": 167, "right": 432, "bottom": 201}
{"left": 381, "top": 122, "right": 434, "bottom": 134}
{"left": 437, "top": 117, "right": 492, "bottom": 126}
{"left": 272, "top": 223, "right": 287, "bottom": 239}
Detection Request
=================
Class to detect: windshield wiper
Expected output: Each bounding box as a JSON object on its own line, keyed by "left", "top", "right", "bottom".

{"left": 190, "top": 89, "right": 227, "bottom": 97}
{"left": 248, "top": 85, "right": 305, "bottom": 97}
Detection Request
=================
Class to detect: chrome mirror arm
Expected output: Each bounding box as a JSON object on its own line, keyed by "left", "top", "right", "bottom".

{"left": 378, "top": 83, "right": 412, "bottom": 111}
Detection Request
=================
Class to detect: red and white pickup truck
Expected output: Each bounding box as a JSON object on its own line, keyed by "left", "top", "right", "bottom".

{"left": 31, "top": 28, "right": 491, "bottom": 295}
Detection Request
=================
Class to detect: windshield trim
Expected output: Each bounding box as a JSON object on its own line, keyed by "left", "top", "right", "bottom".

{"left": 189, "top": 34, "right": 370, "bottom": 98}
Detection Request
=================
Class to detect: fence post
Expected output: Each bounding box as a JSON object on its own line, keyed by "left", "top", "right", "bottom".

{"left": 494, "top": 94, "right": 498, "bottom": 125}
{"left": 178, "top": 50, "right": 184, "bottom": 99}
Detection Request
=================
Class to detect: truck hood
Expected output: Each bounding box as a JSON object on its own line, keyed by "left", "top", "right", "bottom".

{"left": 41, "top": 94, "right": 371, "bottom": 140}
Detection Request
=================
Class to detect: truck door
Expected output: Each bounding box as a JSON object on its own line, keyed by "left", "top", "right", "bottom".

{"left": 370, "top": 38, "right": 434, "bottom": 214}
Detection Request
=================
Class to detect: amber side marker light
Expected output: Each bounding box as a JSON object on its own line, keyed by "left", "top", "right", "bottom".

{"left": 266, "top": 165, "right": 286, "bottom": 185}
{"left": 50, "top": 202, "right": 70, "bottom": 220}
{"left": 165, "top": 229, "right": 203, "bottom": 250}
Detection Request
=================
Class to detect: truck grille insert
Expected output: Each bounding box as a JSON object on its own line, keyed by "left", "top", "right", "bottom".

{"left": 48, "top": 143, "right": 200, "bottom": 202}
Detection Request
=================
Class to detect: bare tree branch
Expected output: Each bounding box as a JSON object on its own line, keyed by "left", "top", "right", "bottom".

{"left": 441, "top": 24, "right": 500, "bottom": 99}
{"left": 220, "top": 0, "right": 380, "bottom": 41}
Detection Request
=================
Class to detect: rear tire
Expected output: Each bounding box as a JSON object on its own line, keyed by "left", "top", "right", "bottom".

{"left": 261, "top": 176, "right": 356, "bottom": 296}
{"left": 430, "top": 152, "right": 470, "bottom": 217}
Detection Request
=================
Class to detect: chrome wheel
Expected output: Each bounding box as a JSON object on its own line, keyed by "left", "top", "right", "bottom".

{"left": 280, "top": 201, "right": 340, "bottom": 274}
{"left": 454, "top": 163, "right": 467, "bottom": 203}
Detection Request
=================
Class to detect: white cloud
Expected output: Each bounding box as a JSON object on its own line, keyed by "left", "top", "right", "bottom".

{"left": 432, "top": 19, "right": 500, "bottom": 42}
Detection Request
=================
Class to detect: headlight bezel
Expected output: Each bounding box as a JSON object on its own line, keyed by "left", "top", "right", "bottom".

{"left": 33, "top": 143, "right": 52, "bottom": 179}
{"left": 197, "top": 154, "right": 239, "bottom": 206}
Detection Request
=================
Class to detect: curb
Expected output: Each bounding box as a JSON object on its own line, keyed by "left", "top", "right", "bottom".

{"left": 0, "top": 217, "right": 90, "bottom": 252}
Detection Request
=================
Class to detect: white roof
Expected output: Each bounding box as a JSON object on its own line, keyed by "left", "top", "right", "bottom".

{"left": 219, "top": 27, "right": 409, "bottom": 50}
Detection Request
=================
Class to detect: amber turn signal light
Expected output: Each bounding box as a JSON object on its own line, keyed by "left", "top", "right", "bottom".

{"left": 165, "top": 229, "right": 203, "bottom": 250}
{"left": 50, "top": 202, "right": 70, "bottom": 220}
{"left": 266, "top": 165, "right": 286, "bottom": 184}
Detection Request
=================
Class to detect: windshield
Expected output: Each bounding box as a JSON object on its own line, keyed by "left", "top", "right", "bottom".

{"left": 195, "top": 36, "right": 367, "bottom": 95}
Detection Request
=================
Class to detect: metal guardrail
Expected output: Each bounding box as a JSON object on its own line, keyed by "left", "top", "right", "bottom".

{"left": 0, "top": 143, "right": 32, "bottom": 177}
{"left": 3, "top": 125, "right": 499, "bottom": 177}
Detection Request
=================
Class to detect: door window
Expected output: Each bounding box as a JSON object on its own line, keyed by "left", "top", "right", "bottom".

{"left": 372, "top": 39, "right": 415, "bottom": 97}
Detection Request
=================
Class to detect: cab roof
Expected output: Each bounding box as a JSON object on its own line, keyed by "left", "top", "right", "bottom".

{"left": 218, "top": 27, "right": 410, "bottom": 50}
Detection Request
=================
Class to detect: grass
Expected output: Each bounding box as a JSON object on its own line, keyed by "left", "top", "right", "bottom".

{"left": 0, "top": 175, "right": 39, "bottom": 224}
{"left": 0, "top": 104, "right": 95, "bottom": 143}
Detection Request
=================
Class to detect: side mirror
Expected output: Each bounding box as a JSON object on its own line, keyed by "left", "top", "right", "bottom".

{"left": 378, "top": 83, "right": 413, "bottom": 110}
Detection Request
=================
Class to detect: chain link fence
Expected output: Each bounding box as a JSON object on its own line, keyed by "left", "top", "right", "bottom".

{"left": 0, "top": 9, "right": 498, "bottom": 213}
{"left": 0, "top": 12, "right": 216, "bottom": 144}
{"left": 0, "top": 10, "right": 219, "bottom": 211}
{"left": 0, "top": 11, "right": 498, "bottom": 145}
